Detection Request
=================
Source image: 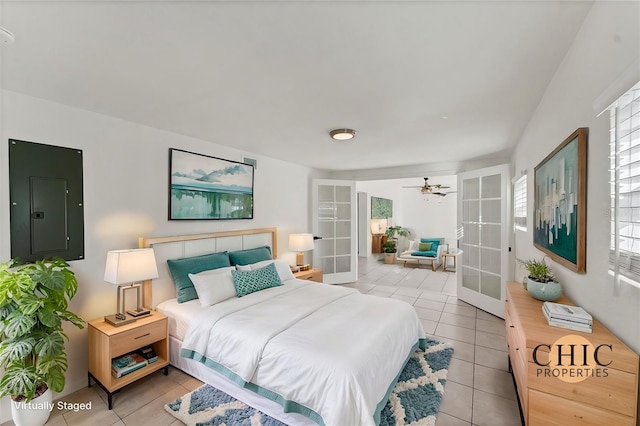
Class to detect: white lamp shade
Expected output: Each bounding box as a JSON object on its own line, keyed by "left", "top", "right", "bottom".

{"left": 288, "top": 233, "right": 314, "bottom": 252}
{"left": 104, "top": 248, "right": 158, "bottom": 285}
{"left": 370, "top": 219, "right": 388, "bottom": 234}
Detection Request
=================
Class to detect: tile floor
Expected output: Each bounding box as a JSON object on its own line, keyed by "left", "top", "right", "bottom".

{"left": 2, "top": 256, "right": 522, "bottom": 426}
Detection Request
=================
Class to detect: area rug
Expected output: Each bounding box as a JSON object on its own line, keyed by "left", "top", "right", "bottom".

{"left": 164, "top": 338, "right": 453, "bottom": 426}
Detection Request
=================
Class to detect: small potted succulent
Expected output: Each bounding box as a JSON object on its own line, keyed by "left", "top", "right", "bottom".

{"left": 519, "top": 257, "right": 562, "bottom": 301}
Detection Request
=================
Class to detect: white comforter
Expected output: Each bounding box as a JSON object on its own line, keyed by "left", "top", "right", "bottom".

{"left": 181, "top": 280, "right": 425, "bottom": 426}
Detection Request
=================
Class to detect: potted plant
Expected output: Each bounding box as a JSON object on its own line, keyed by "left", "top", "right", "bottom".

{"left": 0, "top": 258, "right": 85, "bottom": 426}
{"left": 519, "top": 257, "right": 562, "bottom": 301}
{"left": 383, "top": 240, "right": 398, "bottom": 264}
{"left": 382, "top": 226, "right": 411, "bottom": 264}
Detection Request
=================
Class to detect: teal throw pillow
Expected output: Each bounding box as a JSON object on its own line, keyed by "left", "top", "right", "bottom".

{"left": 420, "top": 239, "right": 440, "bottom": 252}
{"left": 419, "top": 242, "right": 432, "bottom": 251}
{"left": 229, "top": 246, "right": 272, "bottom": 266}
{"left": 167, "top": 252, "right": 231, "bottom": 303}
{"left": 231, "top": 262, "right": 282, "bottom": 297}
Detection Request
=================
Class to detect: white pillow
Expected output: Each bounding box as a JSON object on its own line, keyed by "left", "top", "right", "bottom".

{"left": 237, "top": 259, "right": 295, "bottom": 282}
{"left": 408, "top": 240, "right": 419, "bottom": 251}
{"left": 188, "top": 266, "right": 237, "bottom": 307}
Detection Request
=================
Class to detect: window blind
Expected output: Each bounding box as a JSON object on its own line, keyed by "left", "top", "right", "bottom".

{"left": 609, "top": 81, "right": 640, "bottom": 286}
{"left": 513, "top": 174, "right": 527, "bottom": 231}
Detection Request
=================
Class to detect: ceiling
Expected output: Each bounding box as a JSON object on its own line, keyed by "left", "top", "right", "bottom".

{"left": 0, "top": 1, "right": 593, "bottom": 172}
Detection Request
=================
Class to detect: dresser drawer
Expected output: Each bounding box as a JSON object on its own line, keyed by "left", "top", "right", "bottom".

{"left": 110, "top": 319, "right": 167, "bottom": 357}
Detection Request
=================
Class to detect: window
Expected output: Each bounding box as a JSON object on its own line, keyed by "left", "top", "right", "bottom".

{"left": 609, "top": 81, "right": 640, "bottom": 287}
{"left": 513, "top": 174, "right": 527, "bottom": 231}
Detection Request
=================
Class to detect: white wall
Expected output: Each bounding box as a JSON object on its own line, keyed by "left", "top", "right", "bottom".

{"left": 0, "top": 90, "right": 318, "bottom": 421}
{"left": 511, "top": 1, "right": 640, "bottom": 353}
{"left": 356, "top": 177, "right": 457, "bottom": 254}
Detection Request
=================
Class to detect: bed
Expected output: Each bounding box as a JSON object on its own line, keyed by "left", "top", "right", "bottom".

{"left": 140, "top": 228, "right": 426, "bottom": 426}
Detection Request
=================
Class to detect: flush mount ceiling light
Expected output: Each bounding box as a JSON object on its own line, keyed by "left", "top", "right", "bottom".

{"left": 329, "top": 128, "right": 356, "bottom": 140}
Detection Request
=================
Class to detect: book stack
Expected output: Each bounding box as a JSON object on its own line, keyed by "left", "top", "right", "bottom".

{"left": 137, "top": 346, "right": 158, "bottom": 364}
{"left": 542, "top": 301, "right": 593, "bottom": 333}
{"left": 111, "top": 352, "right": 148, "bottom": 378}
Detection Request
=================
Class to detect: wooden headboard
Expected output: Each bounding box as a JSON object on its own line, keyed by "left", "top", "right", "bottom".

{"left": 138, "top": 227, "right": 278, "bottom": 309}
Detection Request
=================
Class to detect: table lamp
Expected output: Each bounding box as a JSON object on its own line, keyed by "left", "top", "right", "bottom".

{"left": 104, "top": 248, "right": 158, "bottom": 326}
{"left": 289, "top": 233, "right": 314, "bottom": 267}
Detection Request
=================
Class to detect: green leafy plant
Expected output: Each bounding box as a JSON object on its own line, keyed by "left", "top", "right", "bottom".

{"left": 383, "top": 240, "right": 398, "bottom": 254}
{"left": 385, "top": 226, "right": 411, "bottom": 240}
{"left": 519, "top": 257, "right": 555, "bottom": 283}
{"left": 383, "top": 226, "right": 410, "bottom": 254}
{"left": 0, "top": 258, "right": 85, "bottom": 402}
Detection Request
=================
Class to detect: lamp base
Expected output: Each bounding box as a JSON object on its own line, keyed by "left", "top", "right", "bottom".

{"left": 104, "top": 313, "right": 136, "bottom": 327}
{"left": 127, "top": 308, "right": 151, "bottom": 318}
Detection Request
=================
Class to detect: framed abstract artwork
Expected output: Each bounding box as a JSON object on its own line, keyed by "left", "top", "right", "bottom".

{"left": 533, "top": 128, "right": 587, "bottom": 272}
{"left": 371, "top": 196, "right": 393, "bottom": 219}
{"left": 169, "top": 148, "right": 254, "bottom": 220}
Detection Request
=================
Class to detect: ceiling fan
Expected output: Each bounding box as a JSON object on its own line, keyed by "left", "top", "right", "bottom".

{"left": 403, "top": 177, "right": 454, "bottom": 196}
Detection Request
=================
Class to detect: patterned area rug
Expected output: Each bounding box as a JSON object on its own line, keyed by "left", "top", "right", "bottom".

{"left": 165, "top": 338, "right": 453, "bottom": 426}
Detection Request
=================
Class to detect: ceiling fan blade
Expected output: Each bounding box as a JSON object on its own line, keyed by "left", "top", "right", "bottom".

{"left": 402, "top": 185, "right": 423, "bottom": 188}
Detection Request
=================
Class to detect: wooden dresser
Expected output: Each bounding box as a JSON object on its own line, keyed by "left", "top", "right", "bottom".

{"left": 506, "top": 282, "right": 639, "bottom": 425}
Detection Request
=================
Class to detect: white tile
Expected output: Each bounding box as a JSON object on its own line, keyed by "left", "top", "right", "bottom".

{"left": 473, "top": 364, "right": 517, "bottom": 401}
{"left": 443, "top": 303, "right": 477, "bottom": 318}
{"left": 435, "top": 323, "right": 476, "bottom": 344}
{"left": 418, "top": 292, "right": 449, "bottom": 303}
{"left": 414, "top": 298, "right": 446, "bottom": 311}
{"left": 390, "top": 294, "right": 418, "bottom": 304}
{"left": 446, "top": 357, "right": 474, "bottom": 387}
{"left": 439, "top": 312, "right": 477, "bottom": 330}
{"left": 368, "top": 285, "right": 397, "bottom": 294}
{"left": 394, "top": 287, "right": 424, "bottom": 297}
{"left": 471, "top": 389, "right": 522, "bottom": 426}
{"left": 414, "top": 306, "right": 443, "bottom": 322}
{"left": 439, "top": 381, "right": 473, "bottom": 422}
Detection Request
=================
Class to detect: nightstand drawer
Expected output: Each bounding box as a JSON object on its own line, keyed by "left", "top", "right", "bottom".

{"left": 110, "top": 319, "right": 166, "bottom": 357}
{"left": 294, "top": 269, "right": 323, "bottom": 283}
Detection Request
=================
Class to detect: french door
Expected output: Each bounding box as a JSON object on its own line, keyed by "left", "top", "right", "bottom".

{"left": 312, "top": 179, "right": 357, "bottom": 284}
{"left": 457, "top": 165, "right": 510, "bottom": 318}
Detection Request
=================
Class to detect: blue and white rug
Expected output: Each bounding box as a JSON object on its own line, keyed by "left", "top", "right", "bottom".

{"left": 165, "top": 338, "right": 453, "bottom": 426}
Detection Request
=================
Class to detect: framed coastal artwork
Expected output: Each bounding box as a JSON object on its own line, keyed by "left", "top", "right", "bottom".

{"left": 169, "top": 148, "right": 254, "bottom": 220}
{"left": 533, "top": 128, "right": 587, "bottom": 272}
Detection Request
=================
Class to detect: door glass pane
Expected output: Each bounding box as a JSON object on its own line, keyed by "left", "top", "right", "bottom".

{"left": 336, "top": 204, "right": 351, "bottom": 220}
{"left": 318, "top": 185, "right": 334, "bottom": 202}
{"left": 481, "top": 248, "right": 501, "bottom": 275}
{"left": 482, "top": 200, "right": 501, "bottom": 223}
{"left": 320, "top": 239, "right": 335, "bottom": 256}
{"left": 318, "top": 203, "right": 336, "bottom": 219}
{"left": 463, "top": 177, "right": 480, "bottom": 199}
{"left": 322, "top": 257, "right": 335, "bottom": 274}
{"left": 463, "top": 200, "right": 479, "bottom": 222}
{"left": 335, "top": 186, "right": 350, "bottom": 202}
{"left": 480, "top": 273, "right": 501, "bottom": 300}
{"left": 481, "top": 174, "right": 501, "bottom": 198}
{"left": 336, "top": 255, "right": 351, "bottom": 273}
{"left": 462, "top": 267, "right": 479, "bottom": 291}
{"left": 319, "top": 221, "right": 335, "bottom": 238}
{"left": 481, "top": 224, "right": 501, "bottom": 249}
{"left": 464, "top": 245, "right": 480, "bottom": 269}
{"left": 463, "top": 224, "right": 479, "bottom": 245}
{"left": 335, "top": 239, "right": 350, "bottom": 255}
{"left": 336, "top": 221, "right": 351, "bottom": 238}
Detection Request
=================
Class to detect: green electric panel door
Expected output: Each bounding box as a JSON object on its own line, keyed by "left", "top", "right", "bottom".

{"left": 9, "top": 139, "right": 84, "bottom": 263}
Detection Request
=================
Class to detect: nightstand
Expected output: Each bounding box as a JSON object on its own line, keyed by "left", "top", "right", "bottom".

{"left": 88, "top": 311, "right": 169, "bottom": 409}
{"left": 293, "top": 268, "right": 323, "bottom": 283}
